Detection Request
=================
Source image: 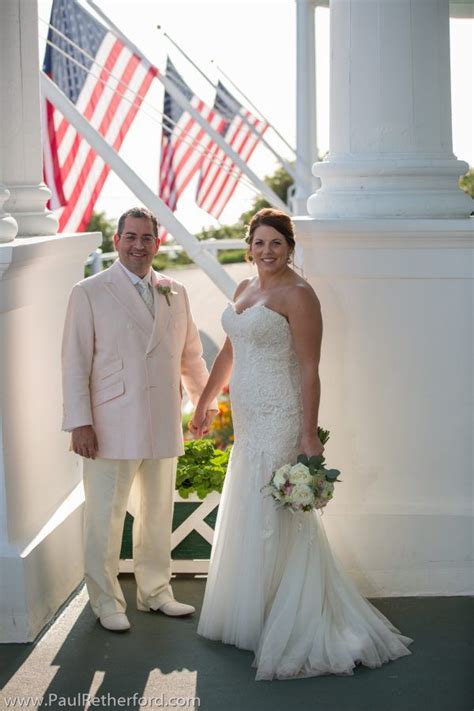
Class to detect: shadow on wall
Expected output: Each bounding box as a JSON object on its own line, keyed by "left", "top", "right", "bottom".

{"left": 199, "top": 331, "right": 219, "bottom": 371}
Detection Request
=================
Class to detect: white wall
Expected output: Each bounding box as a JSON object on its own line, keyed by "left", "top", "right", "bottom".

{"left": 0, "top": 233, "right": 100, "bottom": 642}
{"left": 296, "top": 218, "right": 473, "bottom": 596}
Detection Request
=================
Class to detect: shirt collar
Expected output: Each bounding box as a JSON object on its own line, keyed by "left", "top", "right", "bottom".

{"left": 118, "top": 260, "right": 153, "bottom": 287}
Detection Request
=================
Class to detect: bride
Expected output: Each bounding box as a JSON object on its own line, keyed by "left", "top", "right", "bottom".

{"left": 190, "top": 208, "right": 413, "bottom": 680}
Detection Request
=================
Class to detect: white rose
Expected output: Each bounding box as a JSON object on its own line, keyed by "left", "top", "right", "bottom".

{"left": 288, "top": 462, "right": 313, "bottom": 485}
{"left": 272, "top": 464, "right": 292, "bottom": 489}
{"left": 288, "top": 484, "right": 315, "bottom": 508}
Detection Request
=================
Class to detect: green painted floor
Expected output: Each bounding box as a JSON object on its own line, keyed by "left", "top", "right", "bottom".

{"left": 1, "top": 577, "right": 472, "bottom": 711}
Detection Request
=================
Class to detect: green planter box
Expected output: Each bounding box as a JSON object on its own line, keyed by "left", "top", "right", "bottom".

{"left": 119, "top": 492, "right": 220, "bottom": 574}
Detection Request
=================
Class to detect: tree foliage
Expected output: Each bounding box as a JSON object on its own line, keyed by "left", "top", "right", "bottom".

{"left": 239, "top": 166, "right": 294, "bottom": 226}
{"left": 459, "top": 169, "right": 474, "bottom": 201}
{"left": 85, "top": 210, "right": 116, "bottom": 253}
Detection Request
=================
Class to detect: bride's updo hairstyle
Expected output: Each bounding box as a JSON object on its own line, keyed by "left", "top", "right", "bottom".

{"left": 245, "top": 208, "right": 296, "bottom": 263}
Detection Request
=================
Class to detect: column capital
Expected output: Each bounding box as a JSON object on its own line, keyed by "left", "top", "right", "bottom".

{"left": 308, "top": 0, "right": 473, "bottom": 219}
{"left": 0, "top": 0, "right": 59, "bottom": 238}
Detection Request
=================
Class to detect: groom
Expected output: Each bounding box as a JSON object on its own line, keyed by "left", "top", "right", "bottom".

{"left": 62, "top": 206, "right": 216, "bottom": 632}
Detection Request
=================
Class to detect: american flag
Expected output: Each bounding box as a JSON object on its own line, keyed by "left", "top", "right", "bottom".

{"left": 158, "top": 58, "right": 225, "bottom": 222}
{"left": 42, "top": 0, "right": 157, "bottom": 233}
{"left": 196, "top": 81, "right": 268, "bottom": 220}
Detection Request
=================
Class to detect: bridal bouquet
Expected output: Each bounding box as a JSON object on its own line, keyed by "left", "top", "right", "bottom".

{"left": 262, "top": 453, "right": 342, "bottom": 513}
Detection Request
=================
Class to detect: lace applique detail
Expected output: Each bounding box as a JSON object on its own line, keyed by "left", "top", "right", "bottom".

{"left": 222, "top": 304, "right": 303, "bottom": 464}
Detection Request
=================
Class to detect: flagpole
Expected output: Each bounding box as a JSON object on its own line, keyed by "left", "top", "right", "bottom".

{"left": 41, "top": 72, "right": 238, "bottom": 299}
{"left": 83, "top": 0, "right": 289, "bottom": 213}
{"left": 159, "top": 27, "right": 298, "bottom": 182}
{"left": 213, "top": 61, "right": 298, "bottom": 158}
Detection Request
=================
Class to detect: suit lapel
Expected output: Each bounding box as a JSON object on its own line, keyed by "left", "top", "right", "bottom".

{"left": 104, "top": 261, "right": 154, "bottom": 336}
{"left": 146, "top": 270, "right": 171, "bottom": 354}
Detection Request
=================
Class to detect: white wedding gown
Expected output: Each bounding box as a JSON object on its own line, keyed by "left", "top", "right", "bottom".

{"left": 197, "top": 303, "right": 413, "bottom": 680}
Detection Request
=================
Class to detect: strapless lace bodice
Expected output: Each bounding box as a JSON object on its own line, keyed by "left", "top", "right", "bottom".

{"left": 222, "top": 303, "right": 303, "bottom": 463}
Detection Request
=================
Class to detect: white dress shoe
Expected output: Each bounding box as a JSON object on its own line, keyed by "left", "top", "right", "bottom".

{"left": 99, "top": 612, "right": 131, "bottom": 631}
{"left": 157, "top": 600, "right": 196, "bottom": 617}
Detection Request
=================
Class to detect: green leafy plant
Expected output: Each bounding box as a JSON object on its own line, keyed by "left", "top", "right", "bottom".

{"left": 176, "top": 439, "right": 230, "bottom": 499}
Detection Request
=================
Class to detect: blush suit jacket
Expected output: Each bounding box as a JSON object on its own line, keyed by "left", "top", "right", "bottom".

{"left": 61, "top": 260, "right": 213, "bottom": 459}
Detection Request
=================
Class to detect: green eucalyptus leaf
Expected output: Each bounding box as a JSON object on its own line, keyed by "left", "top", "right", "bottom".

{"left": 317, "top": 427, "right": 330, "bottom": 445}
{"left": 325, "top": 469, "right": 341, "bottom": 482}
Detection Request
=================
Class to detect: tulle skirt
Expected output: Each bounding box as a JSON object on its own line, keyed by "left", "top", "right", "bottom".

{"left": 197, "top": 444, "right": 413, "bottom": 681}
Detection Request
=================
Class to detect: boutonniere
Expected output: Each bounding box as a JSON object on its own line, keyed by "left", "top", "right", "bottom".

{"left": 156, "top": 277, "right": 177, "bottom": 306}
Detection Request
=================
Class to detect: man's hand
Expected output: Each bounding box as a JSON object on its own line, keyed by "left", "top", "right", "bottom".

{"left": 189, "top": 409, "right": 218, "bottom": 439}
{"left": 71, "top": 425, "right": 99, "bottom": 459}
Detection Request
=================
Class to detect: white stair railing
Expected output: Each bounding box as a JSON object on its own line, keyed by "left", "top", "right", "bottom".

{"left": 86, "top": 239, "right": 247, "bottom": 273}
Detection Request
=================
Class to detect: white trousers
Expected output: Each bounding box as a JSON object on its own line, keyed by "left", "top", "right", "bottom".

{"left": 82, "top": 457, "right": 177, "bottom": 618}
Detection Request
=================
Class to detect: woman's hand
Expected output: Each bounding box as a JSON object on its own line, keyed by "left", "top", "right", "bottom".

{"left": 188, "top": 404, "right": 207, "bottom": 438}
{"left": 299, "top": 433, "right": 324, "bottom": 458}
{"left": 189, "top": 407, "right": 217, "bottom": 439}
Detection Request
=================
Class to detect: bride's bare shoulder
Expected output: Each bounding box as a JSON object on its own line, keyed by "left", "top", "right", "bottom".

{"left": 234, "top": 277, "right": 255, "bottom": 300}
{"left": 286, "top": 280, "right": 321, "bottom": 314}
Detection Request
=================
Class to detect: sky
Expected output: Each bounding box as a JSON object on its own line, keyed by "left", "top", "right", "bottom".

{"left": 37, "top": 0, "right": 473, "bottom": 233}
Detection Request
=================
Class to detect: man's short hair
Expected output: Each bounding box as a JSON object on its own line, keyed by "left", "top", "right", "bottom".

{"left": 117, "top": 207, "right": 159, "bottom": 238}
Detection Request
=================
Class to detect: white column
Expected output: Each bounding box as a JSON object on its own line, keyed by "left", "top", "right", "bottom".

{"left": 0, "top": 187, "right": 18, "bottom": 244}
{"left": 0, "top": 0, "right": 58, "bottom": 237}
{"left": 308, "top": 0, "right": 472, "bottom": 219}
{"left": 293, "top": 0, "right": 318, "bottom": 215}
{"left": 0, "top": 116, "right": 18, "bottom": 244}
{"left": 294, "top": 0, "right": 473, "bottom": 597}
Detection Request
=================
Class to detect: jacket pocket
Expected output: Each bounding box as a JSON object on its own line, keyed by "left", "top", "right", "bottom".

{"left": 99, "top": 358, "right": 123, "bottom": 380}
{"left": 91, "top": 380, "right": 124, "bottom": 408}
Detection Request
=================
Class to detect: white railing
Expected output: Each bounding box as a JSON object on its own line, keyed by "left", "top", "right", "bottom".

{"left": 119, "top": 491, "right": 220, "bottom": 575}
{"left": 86, "top": 239, "right": 247, "bottom": 274}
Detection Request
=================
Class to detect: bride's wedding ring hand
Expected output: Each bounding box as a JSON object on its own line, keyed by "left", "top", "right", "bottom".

{"left": 189, "top": 409, "right": 217, "bottom": 439}
{"left": 299, "top": 434, "right": 324, "bottom": 458}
